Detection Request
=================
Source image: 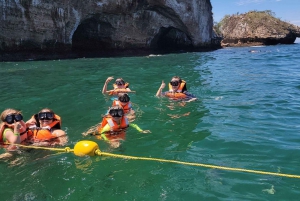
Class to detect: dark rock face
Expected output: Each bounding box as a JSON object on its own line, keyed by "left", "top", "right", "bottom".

{"left": 218, "top": 11, "right": 300, "bottom": 47}
{"left": 0, "top": 0, "right": 216, "bottom": 61}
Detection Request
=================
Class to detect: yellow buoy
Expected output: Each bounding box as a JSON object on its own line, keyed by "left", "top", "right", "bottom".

{"left": 74, "top": 140, "right": 100, "bottom": 156}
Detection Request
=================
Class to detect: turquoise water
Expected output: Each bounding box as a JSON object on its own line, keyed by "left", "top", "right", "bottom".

{"left": 1, "top": 44, "right": 300, "bottom": 200}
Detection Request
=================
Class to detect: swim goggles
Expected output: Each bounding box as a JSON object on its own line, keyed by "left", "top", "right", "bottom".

{"left": 170, "top": 81, "right": 180, "bottom": 86}
{"left": 118, "top": 95, "right": 130, "bottom": 103}
{"left": 109, "top": 109, "right": 124, "bottom": 117}
{"left": 38, "top": 112, "right": 54, "bottom": 120}
{"left": 4, "top": 113, "right": 23, "bottom": 124}
{"left": 115, "top": 80, "right": 125, "bottom": 85}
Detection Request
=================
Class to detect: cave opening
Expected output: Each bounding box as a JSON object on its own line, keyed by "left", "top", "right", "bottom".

{"left": 72, "top": 17, "right": 115, "bottom": 52}
{"left": 150, "top": 27, "right": 193, "bottom": 51}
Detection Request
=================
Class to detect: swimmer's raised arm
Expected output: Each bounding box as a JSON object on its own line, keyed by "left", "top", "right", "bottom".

{"left": 156, "top": 80, "right": 166, "bottom": 97}
{"left": 102, "top": 76, "right": 114, "bottom": 94}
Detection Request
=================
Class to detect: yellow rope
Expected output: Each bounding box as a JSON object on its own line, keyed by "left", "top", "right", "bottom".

{"left": 6, "top": 143, "right": 300, "bottom": 179}
{"left": 6, "top": 143, "right": 74, "bottom": 153}
{"left": 96, "top": 151, "right": 300, "bottom": 179}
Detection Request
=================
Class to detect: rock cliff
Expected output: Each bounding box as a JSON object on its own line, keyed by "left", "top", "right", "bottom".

{"left": 216, "top": 11, "right": 300, "bottom": 47}
{"left": 0, "top": 0, "right": 215, "bottom": 61}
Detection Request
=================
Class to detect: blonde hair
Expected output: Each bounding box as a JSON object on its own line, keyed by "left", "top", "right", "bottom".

{"left": 0, "top": 108, "right": 21, "bottom": 130}
{"left": 1, "top": 108, "right": 21, "bottom": 122}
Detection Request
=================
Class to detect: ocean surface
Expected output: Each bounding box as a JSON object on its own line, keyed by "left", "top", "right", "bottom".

{"left": 1, "top": 44, "right": 300, "bottom": 201}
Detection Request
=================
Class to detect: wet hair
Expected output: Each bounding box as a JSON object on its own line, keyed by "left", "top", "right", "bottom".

{"left": 0, "top": 108, "right": 21, "bottom": 130}
{"left": 114, "top": 78, "right": 129, "bottom": 88}
{"left": 115, "top": 78, "right": 125, "bottom": 82}
{"left": 115, "top": 78, "right": 125, "bottom": 85}
{"left": 39, "top": 108, "right": 54, "bottom": 114}
{"left": 109, "top": 105, "right": 123, "bottom": 111}
{"left": 35, "top": 108, "right": 60, "bottom": 129}
{"left": 0, "top": 108, "right": 21, "bottom": 122}
{"left": 118, "top": 93, "right": 130, "bottom": 102}
{"left": 171, "top": 76, "right": 182, "bottom": 83}
{"left": 171, "top": 76, "right": 187, "bottom": 92}
{"left": 107, "top": 105, "right": 125, "bottom": 117}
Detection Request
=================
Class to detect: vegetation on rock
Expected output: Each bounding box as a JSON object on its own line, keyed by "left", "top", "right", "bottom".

{"left": 214, "top": 10, "right": 300, "bottom": 47}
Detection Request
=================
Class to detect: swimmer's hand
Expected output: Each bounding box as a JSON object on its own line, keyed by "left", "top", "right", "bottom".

{"left": 156, "top": 80, "right": 166, "bottom": 97}
{"left": 140, "top": 130, "right": 151, "bottom": 133}
{"left": 105, "top": 76, "right": 114, "bottom": 83}
{"left": 26, "top": 119, "right": 37, "bottom": 127}
{"left": 185, "top": 98, "right": 197, "bottom": 102}
{"left": 160, "top": 80, "right": 166, "bottom": 89}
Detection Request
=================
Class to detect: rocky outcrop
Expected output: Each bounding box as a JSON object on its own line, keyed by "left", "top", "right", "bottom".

{"left": 217, "top": 11, "right": 300, "bottom": 47}
{"left": 0, "top": 0, "right": 216, "bottom": 61}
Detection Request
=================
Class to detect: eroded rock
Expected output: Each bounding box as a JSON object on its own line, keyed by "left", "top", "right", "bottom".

{"left": 0, "top": 0, "right": 216, "bottom": 61}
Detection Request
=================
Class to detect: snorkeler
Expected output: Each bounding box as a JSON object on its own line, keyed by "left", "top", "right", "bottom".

{"left": 0, "top": 108, "right": 28, "bottom": 150}
{"left": 156, "top": 76, "right": 197, "bottom": 102}
{"left": 26, "top": 108, "right": 68, "bottom": 146}
{"left": 83, "top": 106, "right": 150, "bottom": 148}
{"left": 112, "top": 93, "right": 135, "bottom": 122}
{"left": 102, "top": 77, "right": 133, "bottom": 95}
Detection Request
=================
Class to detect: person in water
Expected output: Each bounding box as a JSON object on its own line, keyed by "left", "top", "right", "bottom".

{"left": 156, "top": 76, "right": 197, "bottom": 102}
{"left": 102, "top": 77, "right": 132, "bottom": 95}
{"left": 0, "top": 108, "right": 28, "bottom": 151}
{"left": 26, "top": 108, "right": 68, "bottom": 146}
{"left": 112, "top": 93, "right": 135, "bottom": 122}
{"left": 84, "top": 106, "right": 149, "bottom": 148}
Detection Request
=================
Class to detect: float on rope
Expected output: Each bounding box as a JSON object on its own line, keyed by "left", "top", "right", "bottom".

{"left": 73, "top": 140, "right": 101, "bottom": 156}
{"left": 5, "top": 141, "right": 300, "bottom": 179}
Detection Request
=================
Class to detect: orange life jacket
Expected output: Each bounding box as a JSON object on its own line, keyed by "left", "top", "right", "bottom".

{"left": 166, "top": 80, "right": 188, "bottom": 99}
{"left": 30, "top": 114, "right": 62, "bottom": 129}
{"left": 31, "top": 129, "right": 55, "bottom": 141}
{"left": 109, "top": 82, "right": 130, "bottom": 95}
{"left": 168, "top": 80, "right": 187, "bottom": 92}
{"left": 113, "top": 82, "right": 129, "bottom": 89}
{"left": 112, "top": 100, "right": 132, "bottom": 114}
{"left": 164, "top": 92, "right": 187, "bottom": 99}
{"left": 108, "top": 88, "right": 131, "bottom": 95}
{"left": 97, "top": 115, "right": 129, "bottom": 133}
{"left": 27, "top": 114, "right": 62, "bottom": 142}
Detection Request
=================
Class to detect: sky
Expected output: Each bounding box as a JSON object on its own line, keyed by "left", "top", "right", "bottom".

{"left": 210, "top": 0, "right": 300, "bottom": 42}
